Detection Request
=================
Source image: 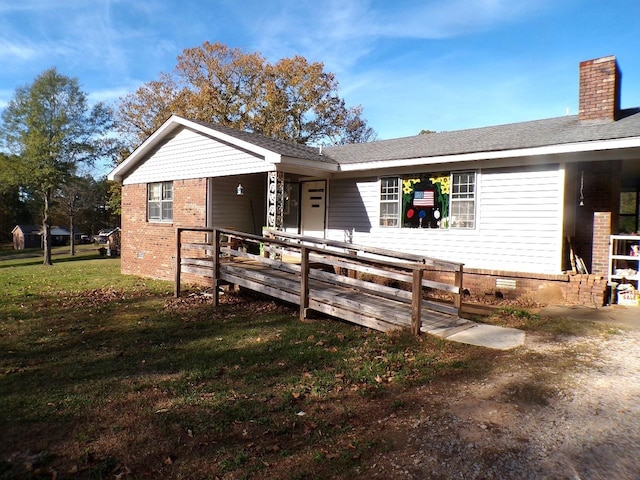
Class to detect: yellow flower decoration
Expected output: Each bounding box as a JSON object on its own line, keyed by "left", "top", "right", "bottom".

{"left": 402, "top": 178, "right": 421, "bottom": 194}
{"left": 430, "top": 175, "right": 450, "bottom": 194}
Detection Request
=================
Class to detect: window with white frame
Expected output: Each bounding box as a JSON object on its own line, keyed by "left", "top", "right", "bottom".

{"left": 379, "top": 177, "right": 400, "bottom": 227}
{"left": 379, "top": 171, "right": 476, "bottom": 229}
{"left": 450, "top": 172, "right": 476, "bottom": 228}
{"left": 148, "top": 181, "right": 173, "bottom": 222}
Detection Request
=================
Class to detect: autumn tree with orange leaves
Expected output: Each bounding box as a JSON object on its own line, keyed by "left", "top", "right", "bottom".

{"left": 117, "top": 42, "right": 376, "bottom": 149}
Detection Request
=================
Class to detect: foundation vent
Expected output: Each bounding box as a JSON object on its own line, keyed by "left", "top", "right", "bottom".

{"left": 496, "top": 278, "right": 517, "bottom": 290}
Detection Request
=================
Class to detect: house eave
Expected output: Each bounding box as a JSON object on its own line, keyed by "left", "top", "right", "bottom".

{"left": 279, "top": 155, "right": 339, "bottom": 174}
{"left": 335, "top": 136, "right": 640, "bottom": 172}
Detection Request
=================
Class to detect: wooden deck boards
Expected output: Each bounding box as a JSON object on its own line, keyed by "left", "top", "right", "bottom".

{"left": 212, "top": 256, "right": 468, "bottom": 335}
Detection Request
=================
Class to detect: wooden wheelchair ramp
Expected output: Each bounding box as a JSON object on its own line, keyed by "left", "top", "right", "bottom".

{"left": 175, "top": 228, "right": 471, "bottom": 336}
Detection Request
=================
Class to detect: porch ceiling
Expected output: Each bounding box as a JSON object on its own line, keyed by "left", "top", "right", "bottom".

{"left": 622, "top": 157, "right": 640, "bottom": 189}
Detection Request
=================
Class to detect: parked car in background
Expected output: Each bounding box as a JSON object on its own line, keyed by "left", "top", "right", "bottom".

{"left": 93, "top": 228, "right": 115, "bottom": 244}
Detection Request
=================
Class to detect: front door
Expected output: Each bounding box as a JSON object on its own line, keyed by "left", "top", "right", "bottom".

{"left": 300, "top": 180, "right": 326, "bottom": 238}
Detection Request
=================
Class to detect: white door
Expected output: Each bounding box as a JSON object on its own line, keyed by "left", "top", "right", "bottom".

{"left": 300, "top": 181, "right": 326, "bottom": 238}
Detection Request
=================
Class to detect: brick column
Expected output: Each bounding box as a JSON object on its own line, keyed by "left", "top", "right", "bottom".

{"left": 591, "top": 212, "right": 611, "bottom": 275}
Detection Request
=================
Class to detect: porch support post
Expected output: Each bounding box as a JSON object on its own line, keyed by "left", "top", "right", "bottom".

{"left": 591, "top": 212, "right": 612, "bottom": 276}
{"left": 300, "top": 246, "right": 310, "bottom": 321}
{"left": 454, "top": 265, "right": 464, "bottom": 314}
{"left": 267, "top": 171, "right": 285, "bottom": 230}
{"left": 174, "top": 228, "right": 182, "bottom": 298}
{"left": 212, "top": 228, "right": 221, "bottom": 307}
{"left": 411, "top": 268, "right": 422, "bottom": 336}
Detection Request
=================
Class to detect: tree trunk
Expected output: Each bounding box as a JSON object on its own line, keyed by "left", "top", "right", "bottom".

{"left": 43, "top": 189, "right": 52, "bottom": 266}
{"left": 69, "top": 214, "right": 75, "bottom": 256}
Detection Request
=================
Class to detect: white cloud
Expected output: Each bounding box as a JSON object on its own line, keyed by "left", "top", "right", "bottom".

{"left": 87, "top": 86, "right": 133, "bottom": 104}
{"left": 237, "top": 0, "right": 550, "bottom": 77}
{"left": 0, "top": 40, "right": 38, "bottom": 60}
{"left": 369, "top": 0, "right": 547, "bottom": 39}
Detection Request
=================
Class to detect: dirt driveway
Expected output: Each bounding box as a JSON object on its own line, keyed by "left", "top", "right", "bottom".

{"left": 362, "top": 327, "right": 640, "bottom": 479}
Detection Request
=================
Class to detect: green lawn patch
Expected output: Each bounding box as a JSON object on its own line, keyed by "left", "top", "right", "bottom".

{"left": 0, "top": 248, "right": 500, "bottom": 479}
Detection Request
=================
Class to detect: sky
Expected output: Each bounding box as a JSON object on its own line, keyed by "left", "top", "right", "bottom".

{"left": 1, "top": 0, "right": 640, "bottom": 150}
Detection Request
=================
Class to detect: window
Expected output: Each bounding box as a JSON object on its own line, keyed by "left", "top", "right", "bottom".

{"left": 401, "top": 174, "right": 450, "bottom": 229}
{"left": 148, "top": 181, "right": 173, "bottom": 222}
{"left": 380, "top": 177, "right": 400, "bottom": 227}
{"left": 619, "top": 190, "right": 639, "bottom": 233}
{"left": 450, "top": 172, "right": 476, "bottom": 229}
{"left": 379, "top": 171, "right": 476, "bottom": 229}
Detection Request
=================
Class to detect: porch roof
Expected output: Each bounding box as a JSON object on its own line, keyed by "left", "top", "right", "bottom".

{"left": 110, "top": 109, "right": 640, "bottom": 184}
{"left": 323, "top": 108, "right": 640, "bottom": 167}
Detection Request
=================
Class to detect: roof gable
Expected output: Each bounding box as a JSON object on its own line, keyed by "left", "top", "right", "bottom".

{"left": 109, "top": 115, "right": 334, "bottom": 182}
{"left": 187, "top": 119, "right": 333, "bottom": 163}
{"left": 12, "top": 225, "right": 41, "bottom": 234}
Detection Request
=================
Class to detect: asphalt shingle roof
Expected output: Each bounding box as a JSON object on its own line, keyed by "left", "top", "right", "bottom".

{"left": 189, "top": 119, "right": 335, "bottom": 164}
{"left": 322, "top": 108, "right": 640, "bottom": 165}
{"left": 187, "top": 108, "right": 640, "bottom": 169}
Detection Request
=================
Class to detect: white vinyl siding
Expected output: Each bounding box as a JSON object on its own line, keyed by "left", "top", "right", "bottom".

{"left": 326, "top": 165, "right": 563, "bottom": 274}
{"left": 475, "top": 166, "right": 562, "bottom": 272}
{"left": 124, "top": 127, "right": 273, "bottom": 185}
{"left": 207, "top": 174, "right": 266, "bottom": 235}
{"left": 327, "top": 178, "right": 377, "bottom": 242}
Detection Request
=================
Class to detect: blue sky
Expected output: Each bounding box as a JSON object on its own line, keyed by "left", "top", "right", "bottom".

{"left": 1, "top": 0, "right": 640, "bottom": 143}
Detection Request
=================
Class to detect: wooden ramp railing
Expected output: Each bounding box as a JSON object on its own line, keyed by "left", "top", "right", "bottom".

{"left": 175, "top": 227, "right": 465, "bottom": 335}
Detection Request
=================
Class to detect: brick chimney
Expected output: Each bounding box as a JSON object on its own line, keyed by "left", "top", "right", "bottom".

{"left": 578, "top": 55, "right": 621, "bottom": 123}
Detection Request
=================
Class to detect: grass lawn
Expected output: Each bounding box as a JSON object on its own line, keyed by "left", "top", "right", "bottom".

{"left": 0, "top": 244, "right": 596, "bottom": 479}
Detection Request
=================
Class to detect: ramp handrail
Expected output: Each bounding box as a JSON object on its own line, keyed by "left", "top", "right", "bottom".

{"left": 175, "top": 227, "right": 464, "bottom": 335}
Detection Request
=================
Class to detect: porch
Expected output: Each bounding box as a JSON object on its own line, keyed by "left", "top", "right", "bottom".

{"left": 175, "top": 227, "right": 473, "bottom": 337}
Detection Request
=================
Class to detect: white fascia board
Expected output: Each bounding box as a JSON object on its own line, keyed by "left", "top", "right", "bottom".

{"left": 336, "top": 136, "right": 640, "bottom": 172}
{"left": 108, "top": 115, "right": 282, "bottom": 182}
{"left": 279, "top": 156, "right": 339, "bottom": 173}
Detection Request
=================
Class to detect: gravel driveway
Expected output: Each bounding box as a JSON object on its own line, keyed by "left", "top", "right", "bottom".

{"left": 364, "top": 328, "right": 640, "bottom": 479}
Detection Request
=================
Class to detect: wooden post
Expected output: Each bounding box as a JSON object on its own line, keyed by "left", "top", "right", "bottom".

{"left": 300, "top": 246, "right": 310, "bottom": 321}
{"left": 174, "top": 228, "right": 182, "bottom": 298}
{"left": 213, "top": 228, "right": 221, "bottom": 307}
{"left": 454, "top": 265, "right": 463, "bottom": 314}
{"left": 411, "top": 268, "right": 422, "bottom": 335}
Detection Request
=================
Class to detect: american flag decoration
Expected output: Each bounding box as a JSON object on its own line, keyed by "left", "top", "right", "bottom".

{"left": 413, "top": 190, "right": 435, "bottom": 207}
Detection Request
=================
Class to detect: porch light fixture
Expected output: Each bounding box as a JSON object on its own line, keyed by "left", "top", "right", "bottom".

{"left": 236, "top": 183, "right": 244, "bottom": 196}
{"left": 579, "top": 171, "right": 584, "bottom": 207}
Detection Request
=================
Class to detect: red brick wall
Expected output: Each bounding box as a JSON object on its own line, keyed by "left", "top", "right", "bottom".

{"left": 121, "top": 178, "right": 208, "bottom": 282}
{"left": 424, "top": 268, "right": 607, "bottom": 307}
{"left": 579, "top": 56, "right": 621, "bottom": 122}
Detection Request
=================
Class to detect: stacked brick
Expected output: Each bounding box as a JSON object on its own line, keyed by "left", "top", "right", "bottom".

{"left": 565, "top": 274, "right": 608, "bottom": 306}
